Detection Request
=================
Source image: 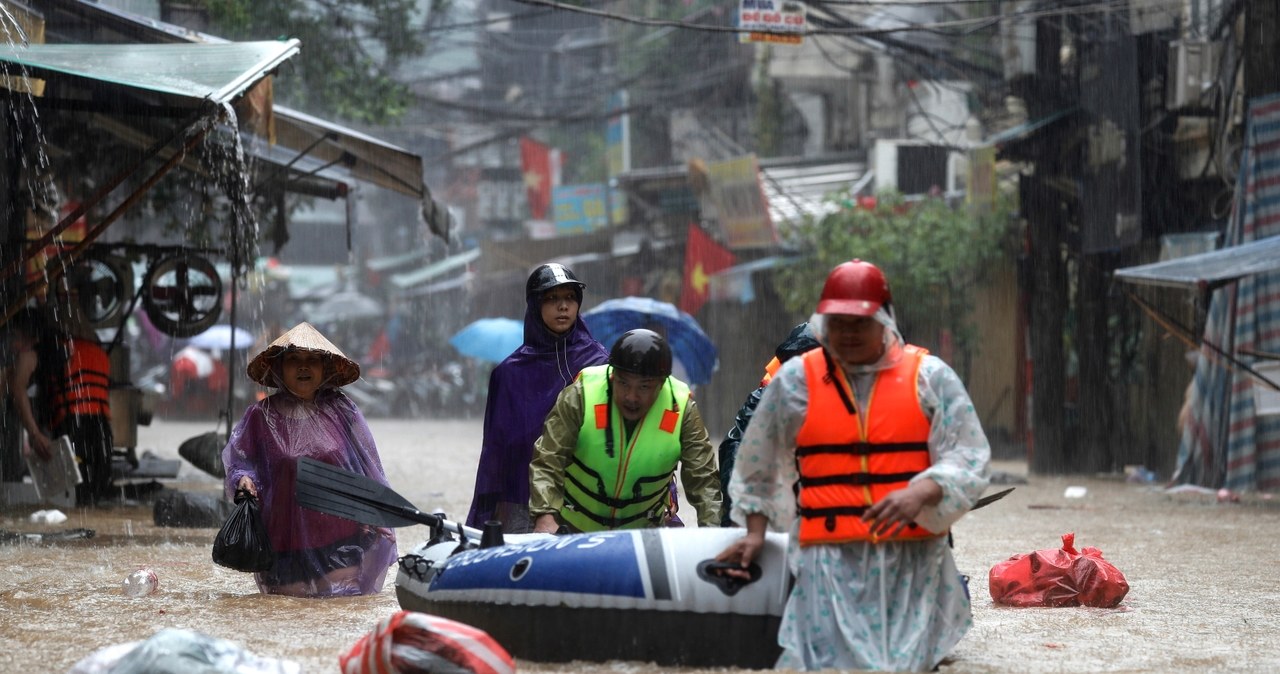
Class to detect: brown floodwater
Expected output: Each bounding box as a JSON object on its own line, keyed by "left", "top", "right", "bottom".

{"left": 2, "top": 418, "right": 1279, "bottom": 673}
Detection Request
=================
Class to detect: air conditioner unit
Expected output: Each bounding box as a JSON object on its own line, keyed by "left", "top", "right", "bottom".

{"left": 872, "top": 139, "right": 954, "bottom": 195}
{"left": 1167, "top": 40, "right": 1220, "bottom": 111}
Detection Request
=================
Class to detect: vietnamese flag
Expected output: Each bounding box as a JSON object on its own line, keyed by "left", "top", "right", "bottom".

{"left": 520, "top": 137, "right": 553, "bottom": 220}
{"left": 679, "top": 223, "right": 736, "bottom": 315}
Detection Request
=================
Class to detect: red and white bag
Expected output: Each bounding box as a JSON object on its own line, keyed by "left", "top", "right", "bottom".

{"left": 341, "top": 611, "right": 515, "bottom": 674}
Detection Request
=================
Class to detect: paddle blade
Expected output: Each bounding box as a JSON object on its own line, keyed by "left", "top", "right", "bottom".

{"left": 974, "top": 487, "right": 1015, "bottom": 510}
{"left": 295, "top": 457, "right": 433, "bottom": 528}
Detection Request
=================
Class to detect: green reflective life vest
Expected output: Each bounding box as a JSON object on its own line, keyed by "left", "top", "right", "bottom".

{"left": 561, "top": 365, "right": 690, "bottom": 531}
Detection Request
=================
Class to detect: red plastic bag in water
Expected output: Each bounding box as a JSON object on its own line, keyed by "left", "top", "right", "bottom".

{"left": 988, "top": 532, "right": 1129, "bottom": 608}
{"left": 341, "top": 611, "right": 514, "bottom": 674}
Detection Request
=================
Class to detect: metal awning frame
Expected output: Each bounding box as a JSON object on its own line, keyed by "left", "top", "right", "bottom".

{"left": 29, "top": 0, "right": 449, "bottom": 240}
{"left": 0, "top": 41, "right": 300, "bottom": 322}
{"left": 1115, "top": 235, "right": 1280, "bottom": 394}
{"left": 1, "top": 104, "right": 219, "bottom": 322}
{"left": 1113, "top": 235, "right": 1280, "bottom": 293}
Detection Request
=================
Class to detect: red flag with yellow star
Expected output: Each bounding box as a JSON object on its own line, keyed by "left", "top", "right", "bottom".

{"left": 679, "top": 223, "right": 736, "bottom": 315}
{"left": 520, "top": 137, "right": 553, "bottom": 220}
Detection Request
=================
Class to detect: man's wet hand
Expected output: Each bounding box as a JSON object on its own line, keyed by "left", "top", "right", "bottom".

{"left": 713, "top": 531, "right": 765, "bottom": 581}
{"left": 30, "top": 433, "right": 53, "bottom": 461}
{"left": 862, "top": 479, "right": 941, "bottom": 538}
{"left": 533, "top": 514, "right": 560, "bottom": 534}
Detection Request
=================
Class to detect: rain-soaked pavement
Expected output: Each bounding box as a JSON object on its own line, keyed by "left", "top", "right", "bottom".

{"left": 2, "top": 417, "right": 1278, "bottom": 673}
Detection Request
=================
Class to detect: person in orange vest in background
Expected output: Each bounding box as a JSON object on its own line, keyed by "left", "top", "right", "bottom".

{"left": 716, "top": 322, "right": 818, "bottom": 526}
{"left": 714, "top": 259, "right": 991, "bottom": 672}
{"left": 8, "top": 305, "right": 118, "bottom": 506}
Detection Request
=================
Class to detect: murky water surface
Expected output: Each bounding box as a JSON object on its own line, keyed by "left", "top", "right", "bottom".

{"left": 3, "top": 419, "right": 1279, "bottom": 673}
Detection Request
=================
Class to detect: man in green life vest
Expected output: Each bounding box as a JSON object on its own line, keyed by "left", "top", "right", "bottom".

{"left": 529, "top": 329, "right": 722, "bottom": 533}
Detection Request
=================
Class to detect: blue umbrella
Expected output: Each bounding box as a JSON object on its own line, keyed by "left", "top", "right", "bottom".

{"left": 582, "top": 297, "right": 718, "bottom": 385}
{"left": 449, "top": 317, "right": 523, "bottom": 364}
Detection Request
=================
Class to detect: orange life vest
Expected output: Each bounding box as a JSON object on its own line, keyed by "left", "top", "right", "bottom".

{"left": 50, "top": 337, "right": 111, "bottom": 427}
{"left": 795, "top": 344, "right": 939, "bottom": 545}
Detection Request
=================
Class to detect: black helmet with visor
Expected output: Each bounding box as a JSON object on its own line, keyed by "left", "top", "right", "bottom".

{"left": 526, "top": 263, "right": 585, "bottom": 303}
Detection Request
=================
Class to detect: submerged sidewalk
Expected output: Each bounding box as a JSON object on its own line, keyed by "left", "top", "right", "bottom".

{"left": 945, "top": 460, "right": 1280, "bottom": 673}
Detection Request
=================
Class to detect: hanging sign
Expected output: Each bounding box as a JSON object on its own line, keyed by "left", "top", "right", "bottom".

{"left": 738, "top": 0, "right": 806, "bottom": 45}
{"left": 707, "top": 154, "right": 777, "bottom": 249}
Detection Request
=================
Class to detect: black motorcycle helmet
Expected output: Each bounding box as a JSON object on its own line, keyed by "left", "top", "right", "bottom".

{"left": 608, "top": 329, "right": 672, "bottom": 378}
{"left": 526, "top": 263, "right": 585, "bottom": 303}
{"left": 603, "top": 328, "right": 676, "bottom": 458}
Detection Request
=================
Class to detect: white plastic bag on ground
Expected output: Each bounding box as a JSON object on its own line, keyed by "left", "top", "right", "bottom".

{"left": 67, "top": 628, "right": 300, "bottom": 674}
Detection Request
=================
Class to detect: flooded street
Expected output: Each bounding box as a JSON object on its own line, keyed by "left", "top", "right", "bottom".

{"left": 2, "top": 417, "right": 1279, "bottom": 673}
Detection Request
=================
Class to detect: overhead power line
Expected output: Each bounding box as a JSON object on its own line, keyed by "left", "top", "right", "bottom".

{"left": 505, "top": 0, "right": 1183, "bottom": 39}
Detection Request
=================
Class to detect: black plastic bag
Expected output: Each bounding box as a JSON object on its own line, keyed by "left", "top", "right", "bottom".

{"left": 212, "top": 489, "right": 275, "bottom": 572}
{"left": 178, "top": 431, "right": 226, "bottom": 479}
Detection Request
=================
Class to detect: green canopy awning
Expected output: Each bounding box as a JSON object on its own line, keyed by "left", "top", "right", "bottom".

{"left": 0, "top": 40, "right": 299, "bottom": 104}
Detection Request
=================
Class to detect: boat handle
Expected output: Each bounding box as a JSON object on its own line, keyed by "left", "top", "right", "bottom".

{"left": 696, "top": 560, "right": 762, "bottom": 596}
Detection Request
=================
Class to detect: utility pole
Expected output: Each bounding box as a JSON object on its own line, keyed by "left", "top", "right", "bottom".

{"left": 1025, "top": 15, "right": 1070, "bottom": 474}
{"left": 1244, "top": 0, "right": 1280, "bottom": 99}
{"left": 0, "top": 100, "right": 19, "bottom": 482}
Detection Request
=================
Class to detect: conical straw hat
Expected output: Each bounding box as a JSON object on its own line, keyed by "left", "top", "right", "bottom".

{"left": 246, "top": 322, "right": 360, "bottom": 388}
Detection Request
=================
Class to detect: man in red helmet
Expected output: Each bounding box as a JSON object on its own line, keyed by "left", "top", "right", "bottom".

{"left": 715, "top": 259, "right": 991, "bottom": 672}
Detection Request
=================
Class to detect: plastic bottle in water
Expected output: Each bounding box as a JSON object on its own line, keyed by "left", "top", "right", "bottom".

{"left": 122, "top": 568, "right": 159, "bottom": 597}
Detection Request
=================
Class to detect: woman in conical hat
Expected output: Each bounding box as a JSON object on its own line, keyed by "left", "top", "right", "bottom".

{"left": 222, "top": 322, "right": 397, "bottom": 597}
{"left": 244, "top": 321, "right": 361, "bottom": 393}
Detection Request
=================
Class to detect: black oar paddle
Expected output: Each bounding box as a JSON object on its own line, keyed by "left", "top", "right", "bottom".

{"left": 975, "top": 487, "right": 1015, "bottom": 510}
{"left": 298, "top": 457, "right": 1011, "bottom": 543}
{"left": 295, "top": 457, "right": 482, "bottom": 541}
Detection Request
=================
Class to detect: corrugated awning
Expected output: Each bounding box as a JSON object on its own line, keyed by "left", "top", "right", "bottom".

{"left": 401, "top": 271, "right": 474, "bottom": 298}
{"left": 366, "top": 248, "right": 433, "bottom": 274}
{"left": 270, "top": 106, "right": 426, "bottom": 200}
{"left": 0, "top": 40, "right": 298, "bottom": 104}
{"left": 390, "top": 248, "right": 481, "bottom": 290}
{"left": 1113, "top": 235, "right": 1280, "bottom": 291}
{"left": 761, "top": 159, "right": 868, "bottom": 225}
{"left": 616, "top": 156, "right": 868, "bottom": 228}
{"left": 984, "top": 107, "right": 1079, "bottom": 157}
{"left": 709, "top": 255, "right": 803, "bottom": 303}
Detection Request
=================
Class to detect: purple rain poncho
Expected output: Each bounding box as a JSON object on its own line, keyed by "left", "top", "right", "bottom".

{"left": 465, "top": 298, "right": 609, "bottom": 531}
{"left": 222, "top": 389, "right": 397, "bottom": 597}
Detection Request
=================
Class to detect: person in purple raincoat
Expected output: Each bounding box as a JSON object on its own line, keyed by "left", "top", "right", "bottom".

{"left": 223, "top": 322, "right": 397, "bottom": 597}
{"left": 465, "top": 263, "right": 609, "bottom": 533}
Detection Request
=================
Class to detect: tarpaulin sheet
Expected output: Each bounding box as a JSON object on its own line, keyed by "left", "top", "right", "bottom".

{"left": 1176, "top": 93, "right": 1280, "bottom": 493}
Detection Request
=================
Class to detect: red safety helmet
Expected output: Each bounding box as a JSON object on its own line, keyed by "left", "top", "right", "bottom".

{"left": 815, "top": 259, "right": 892, "bottom": 316}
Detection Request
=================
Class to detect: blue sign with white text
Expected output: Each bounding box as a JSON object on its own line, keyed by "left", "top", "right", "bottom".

{"left": 429, "top": 531, "right": 646, "bottom": 598}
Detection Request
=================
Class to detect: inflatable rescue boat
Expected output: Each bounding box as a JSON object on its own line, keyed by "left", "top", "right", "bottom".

{"left": 295, "top": 457, "right": 1013, "bottom": 669}
{"left": 394, "top": 526, "right": 790, "bottom": 668}
{"left": 295, "top": 457, "right": 1012, "bottom": 668}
